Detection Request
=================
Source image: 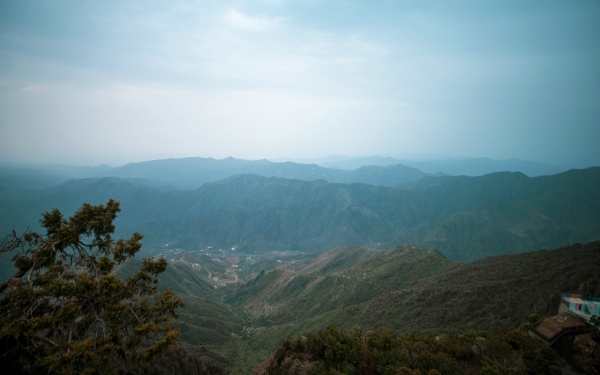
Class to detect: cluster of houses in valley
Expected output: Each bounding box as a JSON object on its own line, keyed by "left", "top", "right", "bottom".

{"left": 530, "top": 294, "right": 599, "bottom": 345}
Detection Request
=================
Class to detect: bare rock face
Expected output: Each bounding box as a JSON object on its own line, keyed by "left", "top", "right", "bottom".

{"left": 573, "top": 334, "right": 600, "bottom": 375}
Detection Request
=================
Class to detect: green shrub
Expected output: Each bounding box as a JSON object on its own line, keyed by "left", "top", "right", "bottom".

{"left": 527, "top": 312, "right": 540, "bottom": 324}
{"left": 465, "top": 329, "right": 486, "bottom": 338}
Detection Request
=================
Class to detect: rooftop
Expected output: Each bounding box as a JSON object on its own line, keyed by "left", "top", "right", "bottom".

{"left": 531, "top": 314, "right": 586, "bottom": 342}
{"left": 562, "top": 294, "right": 600, "bottom": 303}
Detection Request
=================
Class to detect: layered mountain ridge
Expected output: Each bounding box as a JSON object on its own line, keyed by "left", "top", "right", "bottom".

{"left": 0, "top": 155, "right": 566, "bottom": 191}
{"left": 1, "top": 167, "right": 598, "bottom": 264}
{"left": 0, "top": 157, "right": 432, "bottom": 190}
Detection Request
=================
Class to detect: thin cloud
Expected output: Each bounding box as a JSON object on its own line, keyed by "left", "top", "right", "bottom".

{"left": 223, "top": 10, "right": 280, "bottom": 30}
{"left": 0, "top": 1, "right": 598, "bottom": 166}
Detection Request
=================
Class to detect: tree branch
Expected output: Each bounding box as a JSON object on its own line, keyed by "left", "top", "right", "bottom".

{"left": 0, "top": 238, "right": 67, "bottom": 293}
{"left": 32, "top": 334, "right": 58, "bottom": 348}
{"left": 0, "top": 267, "right": 30, "bottom": 294}
{"left": 0, "top": 230, "right": 22, "bottom": 254}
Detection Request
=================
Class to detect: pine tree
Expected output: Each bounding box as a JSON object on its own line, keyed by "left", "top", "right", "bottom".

{"left": 0, "top": 199, "right": 183, "bottom": 374}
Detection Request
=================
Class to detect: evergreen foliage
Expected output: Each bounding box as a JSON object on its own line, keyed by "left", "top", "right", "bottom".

{"left": 0, "top": 200, "right": 184, "bottom": 374}
{"left": 262, "top": 326, "right": 562, "bottom": 375}
{"left": 269, "top": 325, "right": 363, "bottom": 375}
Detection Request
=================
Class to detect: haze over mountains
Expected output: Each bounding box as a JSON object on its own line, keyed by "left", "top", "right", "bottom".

{"left": 0, "top": 157, "right": 431, "bottom": 190}
{"left": 0, "top": 155, "right": 566, "bottom": 191}
{"left": 314, "top": 155, "right": 565, "bottom": 177}
{"left": 0, "top": 157, "right": 598, "bottom": 264}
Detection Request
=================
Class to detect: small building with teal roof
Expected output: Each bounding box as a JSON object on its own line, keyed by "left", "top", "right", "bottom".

{"left": 559, "top": 294, "right": 600, "bottom": 321}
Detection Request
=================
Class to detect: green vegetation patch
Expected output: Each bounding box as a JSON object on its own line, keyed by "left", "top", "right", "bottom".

{"left": 262, "top": 325, "right": 562, "bottom": 375}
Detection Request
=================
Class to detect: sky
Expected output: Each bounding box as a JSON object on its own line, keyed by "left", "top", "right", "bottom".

{"left": 0, "top": 0, "right": 599, "bottom": 167}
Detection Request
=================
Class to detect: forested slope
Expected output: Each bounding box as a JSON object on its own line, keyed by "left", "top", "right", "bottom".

{"left": 1, "top": 168, "right": 599, "bottom": 263}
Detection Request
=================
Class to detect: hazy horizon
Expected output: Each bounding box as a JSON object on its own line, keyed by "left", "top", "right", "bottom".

{"left": 0, "top": 153, "right": 592, "bottom": 171}
{"left": 1, "top": 1, "right": 599, "bottom": 167}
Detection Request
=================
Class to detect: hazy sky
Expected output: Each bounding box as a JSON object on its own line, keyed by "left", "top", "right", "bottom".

{"left": 1, "top": 1, "right": 599, "bottom": 167}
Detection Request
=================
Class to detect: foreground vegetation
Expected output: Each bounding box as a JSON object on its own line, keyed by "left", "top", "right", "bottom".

{"left": 262, "top": 325, "right": 562, "bottom": 375}
{"left": 0, "top": 201, "right": 222, "bottom": 374}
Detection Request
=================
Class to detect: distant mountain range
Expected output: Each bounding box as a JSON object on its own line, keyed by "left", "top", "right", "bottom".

{"left": 0, "top": 157, "right": 431, "bottom": 190}
{"left": 398, "top": 157, "right": 566, "bottom": 177}
{"left": 0, "top": 155, "right": 566, "bottom": 191}
{"left": 303, "top": 155, "right": 403, "bottom": 170}
{"left": 1, "top": 167, "right": 598, "bottom": 263}
{"left": 316, "top": 156, "right": 565, "bottom": 176}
